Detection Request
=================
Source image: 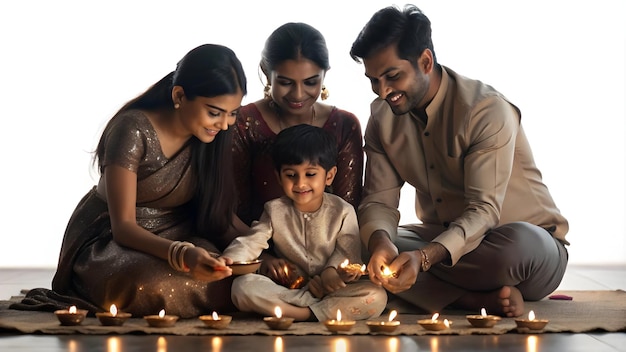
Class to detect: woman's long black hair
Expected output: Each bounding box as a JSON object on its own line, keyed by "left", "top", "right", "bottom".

{"left": 95, "top": 44, "right": 247, "bottom": 238}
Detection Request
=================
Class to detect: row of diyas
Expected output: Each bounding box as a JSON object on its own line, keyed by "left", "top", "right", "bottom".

{"left": 55, "top": 305, "right": 549, "bottom": 331}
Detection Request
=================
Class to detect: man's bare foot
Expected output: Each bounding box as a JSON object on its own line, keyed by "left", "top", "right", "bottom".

{"left": 452, "top": 286, "right": 524, "bottom": 317}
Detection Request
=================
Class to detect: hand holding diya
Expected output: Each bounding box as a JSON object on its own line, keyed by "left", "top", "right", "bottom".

{"left": 367, "top": 309, "right": 400, "bottom": 333}
{"left": 417, "top": 313, "right": 452, "bottom": 331}
{"left": 264, "top": 306, "right": 294, "bottom": 330}
{"left": 54, "top": 305, "right": 88, "bottom": 326}
{"left": 380, "top": 265, "right": 398, "bottom": 279}
{"left": 144, "top": 309, "right": 179, "bottom": 328}
{"left": 199, "top": 311, "right": 232, "bottom": 329}
{"left": 515, "top": 310, "right": 549, "bottom": 330}
{"left": 96, "top": 304, "right": 131, "bottom": 326}
{"left": 466, "top": 307, "right": 501, "bottom": 328}
{"left": 324, "top": 309, "right": 356, "bottom": 333}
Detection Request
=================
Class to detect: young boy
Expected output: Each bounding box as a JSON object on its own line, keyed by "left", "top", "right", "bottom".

{"left": 222, "top": 124, "right": 387, "bottom": 322}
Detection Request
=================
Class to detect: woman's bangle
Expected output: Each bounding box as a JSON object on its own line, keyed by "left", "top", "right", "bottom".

{"left": 167, "top": 241, "right": 195, "bottom": 272}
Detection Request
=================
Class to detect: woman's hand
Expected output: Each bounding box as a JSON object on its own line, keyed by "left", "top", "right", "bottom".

{"left": 184, "top": 247, "right": 233, "bottom": 282}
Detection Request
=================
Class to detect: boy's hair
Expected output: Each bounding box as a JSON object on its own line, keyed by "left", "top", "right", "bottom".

{"left": 271, "top": 124, "right": 337, "bottom": 172}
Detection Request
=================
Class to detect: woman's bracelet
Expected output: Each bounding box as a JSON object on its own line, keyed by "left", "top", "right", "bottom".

{"left": 167, "top": 241, "right": 195, "bottom": 272}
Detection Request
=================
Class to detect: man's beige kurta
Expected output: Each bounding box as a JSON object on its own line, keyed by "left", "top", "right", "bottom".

{"left": 358, "top": 66, "right": 569, "bottom": 265}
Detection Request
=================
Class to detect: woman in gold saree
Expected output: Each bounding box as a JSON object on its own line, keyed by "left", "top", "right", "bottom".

{"left": 14, "top": 44, "right": 248, "bottom": 318}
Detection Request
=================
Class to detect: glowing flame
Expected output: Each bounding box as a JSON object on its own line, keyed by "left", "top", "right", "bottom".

{"left": 480, "top": 308, "right": 487, "bottom": 317}
{"left": 431, "top": 313, "right": 439, "bottom": 322}
{"left": 274, "top": 306, "right": 282, "bottom": 319}
{"left": 69, "top": 306, "right": 77, "bottom": 314}
{"left": 528, "top": 310, "right": 536, "bottom": 321}
{"left": 340, "top": 259, "right": 349, "bottom": 268}
{"left": 337, "top": 309, "right": 342, "bottom": 322}
{"left": 360, "top": 264, "right": 366, "bottom": 273}
{"left": 158, "top": 309, "right": 165, "bottom": 318}
{"left": 444, "top": 319, "right": 450, "bottom": 328}
{"left": 110, "top": 304, "right": 118, "bottom": 317}
{"left": 212, "top": 311, "right": 219, "bottom": 320}
{"left": 388, "top": 310, "right": 398, "bottom": 322}
{"left": 382, "top": 266, "right": 393, "bottom": 277}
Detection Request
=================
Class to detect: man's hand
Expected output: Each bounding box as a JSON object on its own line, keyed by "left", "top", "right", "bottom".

{"left": 381, "top": 251, "right": 420, "bottom": 293}
{"left": 366, "top": 230, "right": 400, "bottom": 286}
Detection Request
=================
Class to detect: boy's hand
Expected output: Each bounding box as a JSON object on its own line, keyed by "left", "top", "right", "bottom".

{"left": 320, "top": 267, "right": 346, "bottom": 294}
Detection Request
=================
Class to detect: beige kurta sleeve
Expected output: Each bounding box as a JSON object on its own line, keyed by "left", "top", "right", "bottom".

{"left": 222, "top": 210, "right": 272, "bottom": 262}
{"left": 358, "top": 101, "right": 402, "bottom": 250}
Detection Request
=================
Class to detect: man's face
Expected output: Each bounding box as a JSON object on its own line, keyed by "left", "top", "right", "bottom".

{"left": 363, "top": 45, "right": 430, "bottom": 115}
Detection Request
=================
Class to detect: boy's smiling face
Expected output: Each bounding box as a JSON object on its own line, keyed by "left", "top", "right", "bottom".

{"left": 277, "top": 161, "right": 337, "bottom": 213}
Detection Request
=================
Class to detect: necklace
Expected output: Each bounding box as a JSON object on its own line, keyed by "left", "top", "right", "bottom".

{"left": 269, "top": 100, "right": 316, "bottom": 131}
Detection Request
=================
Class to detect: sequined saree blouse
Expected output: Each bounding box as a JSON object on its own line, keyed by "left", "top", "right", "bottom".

{"left": 232, "top": 103, "right": 364, "bottom": 225}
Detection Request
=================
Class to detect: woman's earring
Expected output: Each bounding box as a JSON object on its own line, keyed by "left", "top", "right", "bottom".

{"left": 264, "top": 84, "right": 272, "bottom": 100}
{"left": 321, "top": 86, "right": 329, "bottom": 100}
{"left": 174, "top": 103, "right": 180, "bottom": 109}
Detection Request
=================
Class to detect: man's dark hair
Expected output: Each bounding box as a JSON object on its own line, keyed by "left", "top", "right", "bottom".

{"left": 350, "top": 4, "right": 437, "bottom": 67}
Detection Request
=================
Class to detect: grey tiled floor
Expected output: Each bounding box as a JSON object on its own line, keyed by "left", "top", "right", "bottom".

{"left": 1, "top": 264, "right": 625, "bottom": 351}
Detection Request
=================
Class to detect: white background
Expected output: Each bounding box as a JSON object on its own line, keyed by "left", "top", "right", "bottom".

{"left": 0, "top": 0, "right": 624, "bottom": 267}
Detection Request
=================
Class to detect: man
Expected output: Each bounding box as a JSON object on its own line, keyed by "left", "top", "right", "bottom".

{"left": 350, "top": 4, "right": 569, "bottom": 317}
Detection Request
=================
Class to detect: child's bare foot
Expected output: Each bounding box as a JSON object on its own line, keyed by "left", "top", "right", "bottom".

{"left": 452, "top": 286, "right": 524, "bottom": 317}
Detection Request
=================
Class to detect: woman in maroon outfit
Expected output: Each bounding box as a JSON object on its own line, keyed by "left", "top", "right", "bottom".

{"left": 233, "top": 22, "right": 363, "bottom": 227}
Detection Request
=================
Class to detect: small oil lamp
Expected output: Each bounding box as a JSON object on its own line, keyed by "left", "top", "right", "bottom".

{"left": 144, "top": 309, "right": 179, "bottom": 328}
{"left": 96, "top": 304, "right": 131, "bottom": 326}
{"left": 466, "top": 307, "right": 501, "bottom": 328}
{"left": 324, "top": 309, "right": 356, "bottom": 333}
{"left": 199, "top": 311, "right": 232, "bottom": 329}
{"left": 515, "top": 310, "right": 549, "bottom": 330}
{"left": 366, "top": 309, "right": 400, "bottom": 333}
{"left": 417, "top": 313, "right": 452, "bottom": 331}
{"left": 380, "top": 265, "right": 398, "bottom": 278}
{"left": 264, "top": 306, "right": 294, "bottom": 330}
{"left": 54, "top": 305, "right": 88, "bottom": 326}
{"left": 339, "top": 259, "right": 367, "bottom": 275}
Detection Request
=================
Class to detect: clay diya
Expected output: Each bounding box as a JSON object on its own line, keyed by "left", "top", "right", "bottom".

{"left": 54, "top": 305, "right": 88, "bottom": 326}
{"left": 466, "top": 308, "right": 501, "bottom": 328}
{"left": 515, "top": 310, "right": 549, "bottom": 330}
{"left": 264, "top": 306, "right": 294, "bottom": 330}
{"left": 366, "top": 309, "right": 400, "bottom": 333}
{"left": 417, "top": 313, "right": 452, "bottom": 331}
{"left": 96, "top": 304, "right": 131, "bottom": 326}
{"left": 324, "top": 309, "right": 356, "bottom": 333}
{"left": 144, "top": 309, "right": 179, "bottom": 328}
{"left": 199, "top": 311, "right": 232, "bottom": 329}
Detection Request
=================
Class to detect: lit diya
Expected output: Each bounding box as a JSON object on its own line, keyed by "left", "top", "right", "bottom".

{"left": 466, "top": 307, "right": 501, "bottom": 328}
{"left": 54, "top": 305, "right": 88, "bottom": 326}
{"left": 417, "top": 313, "right": 452, "bottom": 331}
{"left": 264, "top": 306, "right": 294, "bottom": 330}
{"left": 366, "top": 309, "right": 400, "bottom": 333}
{"left": 380, "top": 265, "right": 398, "bottom": 278}
{"left": 515, "top": 310, "right": 549, "bottom": 330}
{"left": 144, "top": 309, "right": 179, "bottom": 327}
{"left": 96, "top": 304, "right": 131, "bottom": 326}
{"left": 339, "top": 259, "right": 367, "bottom": 275}
{"left": 199, "top": 311, "right": 232, "bottom": 329}
{"left": 324, "top": 309, "right": 355, "bottom": 333}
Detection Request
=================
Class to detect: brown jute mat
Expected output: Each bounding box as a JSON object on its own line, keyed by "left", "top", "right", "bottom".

{"left": 1, "top": 290, "right": 624, "bottom": 335}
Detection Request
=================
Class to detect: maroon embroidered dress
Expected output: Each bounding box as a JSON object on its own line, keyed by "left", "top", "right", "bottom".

{"left": 233, "top": 103, "right": 364, "bottom": 225}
